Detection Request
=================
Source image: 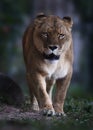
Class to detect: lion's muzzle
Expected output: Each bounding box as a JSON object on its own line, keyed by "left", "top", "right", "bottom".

{"left": 43, "top": 53, "right": 60, "bottom": 60}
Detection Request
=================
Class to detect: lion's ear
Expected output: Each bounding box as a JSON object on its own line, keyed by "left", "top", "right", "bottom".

{"left": 35, "top": 13, "right": 47, "bottom": 25}
{"left": 63, "top": 16, "right": 73, "bottom": 29}
{"left": 36, "top": 12, "right": 47, "bottom": 19}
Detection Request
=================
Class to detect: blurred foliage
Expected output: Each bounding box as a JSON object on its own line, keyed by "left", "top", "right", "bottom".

{"left": 0, "top": 0, "right": 32, "bottom": 43}
{"left": 71, "top": 0, "right": 93, "bottom": 91}
{"left": 72, "top": 0, "right": 93, "bottom": 22}
{"left": 0, "top": 0, "right": 33, "bottom": 73}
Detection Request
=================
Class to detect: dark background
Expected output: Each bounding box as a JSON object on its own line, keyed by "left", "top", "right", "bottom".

{"left": 0, "top": 0, "right": 93, "bottom": 97}
{"left": 0, "top": 0, "right": 93, "bottom": 130}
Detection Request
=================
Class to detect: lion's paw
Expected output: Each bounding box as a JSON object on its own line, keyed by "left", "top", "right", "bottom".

{"left": 55, "top": 112, "right": 67, "bottom": 117}
{"left": 42, "top": 109, "right": 55, "bottom": 116}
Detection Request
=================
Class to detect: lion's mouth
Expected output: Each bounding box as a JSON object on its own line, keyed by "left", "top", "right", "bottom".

{"left": 43, "top": 53, "right": 60, "bottom": 60}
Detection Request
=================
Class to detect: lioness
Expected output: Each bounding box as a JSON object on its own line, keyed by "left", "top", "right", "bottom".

{"left": 23, "top": 13, "right": 73, "bottom": 116}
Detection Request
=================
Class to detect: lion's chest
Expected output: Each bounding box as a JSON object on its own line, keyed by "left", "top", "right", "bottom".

{"left": 43, "top": 60, "right": 70, "bottom": 79}
{"left": 52, "top": 62, "right": 69, "bottom": 79}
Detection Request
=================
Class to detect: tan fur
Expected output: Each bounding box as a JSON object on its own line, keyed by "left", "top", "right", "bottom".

{"left": 22, "top": 13, "right": 73, "bottom": 116}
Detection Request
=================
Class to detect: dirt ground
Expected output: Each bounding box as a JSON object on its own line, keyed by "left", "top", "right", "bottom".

{"left": 0, "top": 99, "right": 93, "bottom": 130}
{"left": 0, "top": 105, "right": 44, "bottom": 121}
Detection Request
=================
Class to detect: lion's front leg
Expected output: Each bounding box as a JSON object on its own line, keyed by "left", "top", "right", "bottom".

{"left": 28, "top": 73, "right": 55, "bottom": 116}
{"left": 53, "top": 72, "right": 72, "bottom": 116}
{"left": 46, "top": 79, "right": 55, "bottom": 101}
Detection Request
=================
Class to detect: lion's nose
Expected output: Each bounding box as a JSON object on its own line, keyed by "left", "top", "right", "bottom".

{"left": 49, "top": 45, "right": 58, "bottom": 51}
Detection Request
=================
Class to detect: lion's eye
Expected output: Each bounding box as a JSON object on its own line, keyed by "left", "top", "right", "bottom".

{"left": 59, "top": 34, "right": 65, "bottom": 39}
{"left": 41, "top": 32, "right": 48, "bottom": 38}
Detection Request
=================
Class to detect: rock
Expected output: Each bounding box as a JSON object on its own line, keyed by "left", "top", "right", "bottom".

{"left": 0, "top": 73, "right": 25, "bottom": 107}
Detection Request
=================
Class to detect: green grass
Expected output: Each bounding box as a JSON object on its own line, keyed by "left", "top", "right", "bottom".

{"left": 0, "top": 84, "right": 93, "bottom": 130}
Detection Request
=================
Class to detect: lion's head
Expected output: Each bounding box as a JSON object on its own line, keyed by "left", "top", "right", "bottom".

{"left": 23, "top": 13, "right": 73, "bottom": 61}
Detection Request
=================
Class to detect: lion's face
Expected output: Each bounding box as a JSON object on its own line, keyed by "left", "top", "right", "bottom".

{"left": 33, "top": 14, "right": 73, "bottom": 60}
